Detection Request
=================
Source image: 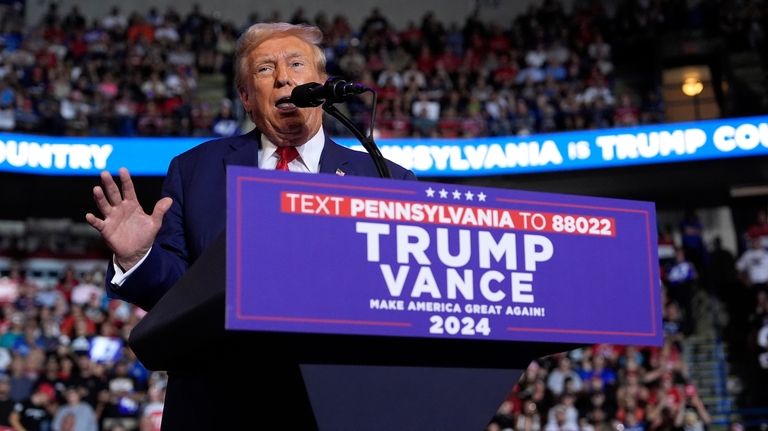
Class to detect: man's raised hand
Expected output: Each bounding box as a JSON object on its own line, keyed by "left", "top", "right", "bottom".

{"left": 85, "top": 167, "right": 172, "bottom": 272}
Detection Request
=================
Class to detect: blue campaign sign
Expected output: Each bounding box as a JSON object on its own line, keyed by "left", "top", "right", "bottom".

{"left": 226, "top": 167, "right": 663, "bottom": 346}
{"left": 1, "top": 115, "right": 767, "bottom": 176}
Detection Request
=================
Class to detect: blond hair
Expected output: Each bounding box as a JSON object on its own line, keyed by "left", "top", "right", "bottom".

{"left": 235, "top": 22, "right": 326, "bottom": 90}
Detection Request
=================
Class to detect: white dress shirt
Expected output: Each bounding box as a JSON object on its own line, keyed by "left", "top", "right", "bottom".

{"left": 258, "top": 127, "right": 324, "bottom": 173}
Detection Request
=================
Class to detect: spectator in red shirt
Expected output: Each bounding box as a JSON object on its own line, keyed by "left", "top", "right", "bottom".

{"left": 60, "top": 305, "right": 97, "bottom": 339}
{"left": 488, "top": 24, "right": 511, "bottom": 53}
{"left": 127, "top": 14, "right": 154, "bottom": 44}
{"left": 614, "top": 93, "right": 640, "bottom": 126}
{"left": 437, "top": 107, "right": 463, "bottom": 138}
{"left": 492, "top": 52, "right": 519, "bottom": 87}
{"left": 415, "top": 45, "right": 436, "bottom": 75}
{"left": 55, "top": 267, "right": 78, "bottom": 303}
{"left": 745, "top": 209, "right": 768, "bottom": 248}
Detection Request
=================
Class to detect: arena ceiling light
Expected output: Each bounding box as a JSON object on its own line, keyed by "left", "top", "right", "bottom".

{"left": 682, "top": 76, "right": 704, "bottom": 97}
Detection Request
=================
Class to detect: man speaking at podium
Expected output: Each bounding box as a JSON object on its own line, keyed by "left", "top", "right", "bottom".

{"left": 85, "top": 22, "right": 414, "bottom": 429}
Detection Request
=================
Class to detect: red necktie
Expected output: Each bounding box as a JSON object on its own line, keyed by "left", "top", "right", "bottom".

{"left": 275, "top": 146, "right": 299, "bottom": 171}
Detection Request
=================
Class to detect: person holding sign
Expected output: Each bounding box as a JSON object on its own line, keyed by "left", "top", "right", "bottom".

{"left": 85, "top": 22, "right": 414, "bottom": 430}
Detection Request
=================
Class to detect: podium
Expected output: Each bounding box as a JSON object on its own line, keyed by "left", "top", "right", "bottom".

{"left": 129, "top": 168, "right": 662, "bottom": 430}
{"left": 130, "top": 233, "right": 580, "bottom": 430}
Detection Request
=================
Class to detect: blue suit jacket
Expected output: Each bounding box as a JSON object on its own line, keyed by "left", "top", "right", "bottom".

{"left": 107, "top": 129, "right": 415, "bottom": 310}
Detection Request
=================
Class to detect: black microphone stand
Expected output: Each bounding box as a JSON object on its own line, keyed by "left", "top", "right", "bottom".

{"left": 322, "top": 90, "right": 391, "bottom": 179}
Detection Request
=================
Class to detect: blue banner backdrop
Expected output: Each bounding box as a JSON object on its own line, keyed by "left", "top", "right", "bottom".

{"left": 1, "top": 115, "right": 766, "bottom": 177}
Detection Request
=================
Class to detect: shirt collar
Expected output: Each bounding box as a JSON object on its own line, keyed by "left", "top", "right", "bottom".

{"left": 259, "top": 127, "right": 325, "bottom": 173}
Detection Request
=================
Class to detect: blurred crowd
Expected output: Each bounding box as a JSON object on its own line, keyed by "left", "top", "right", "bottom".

{"left": 0, "top": 261, "right": 165, "bottom": 431}
{"left": 487, "top": 340, "right": 712, "bottom": 431}
{"left": 658, "top": 208, "right": 768, "bottom": 413}
{"left": 0, "top": 0, "right": 764, "bottom": 139}
{"left": 0, "top": 0, "right": 767, "bottom": 430}
{"left": 485, "top": 207, "right": 768, "bottom": 431}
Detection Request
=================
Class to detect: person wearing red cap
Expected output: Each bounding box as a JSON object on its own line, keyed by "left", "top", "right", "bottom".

{"left": 8, "top": 383, "right": 54, "bottom": 431}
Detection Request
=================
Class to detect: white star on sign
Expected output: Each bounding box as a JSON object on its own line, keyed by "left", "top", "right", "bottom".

{"left": 477, "top": 192, "right": 487, "bottom": 202}
{"left": 465, "top": 191, "right": 474, "bottom": 201}
{"left": 425, "top": 187, "right": 435, "bottom": 197}
{"left": 452, "top": 190, "right": 462, "bottom": 199}
{"left": 439, "top": 188, "right": 448, "bottom": 198}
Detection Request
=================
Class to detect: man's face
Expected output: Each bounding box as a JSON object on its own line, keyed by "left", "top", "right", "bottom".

{"left": 239, "top": 35, "right": 325, "bottom": 147}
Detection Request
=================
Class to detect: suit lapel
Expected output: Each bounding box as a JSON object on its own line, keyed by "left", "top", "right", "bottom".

{"left": 319, "top": 136, "right": 352, "bottom": 175}
{"left": 223, "top": 129, "right": 260, "bottom": 168}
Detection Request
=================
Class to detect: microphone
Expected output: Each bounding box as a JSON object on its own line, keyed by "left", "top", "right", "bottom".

{"left": 290, "top": 77, "right": 369, "bottom": 107}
